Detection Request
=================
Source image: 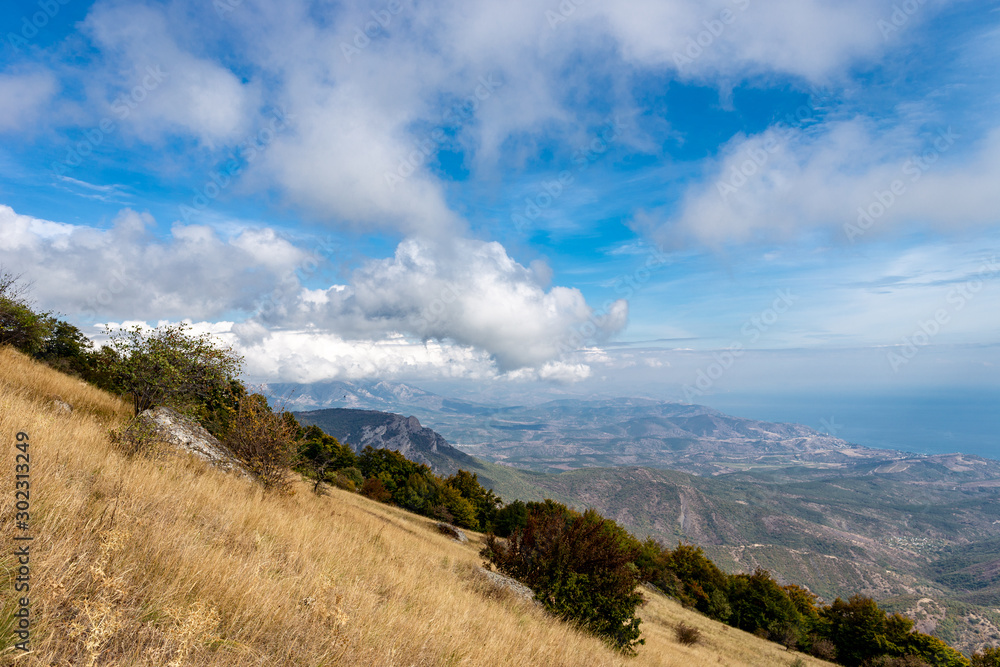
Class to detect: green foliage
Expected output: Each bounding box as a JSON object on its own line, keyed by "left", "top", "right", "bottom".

{"left": 482, "top": 503, "right": 645, "bottom": 654}
{"left": 972, "top": 646, "right": 1000, "bottom": 667}
{"left": 902, "top": 631, "right": 970, "bottom": 667}
{"left": 297, "top": 424, "right": 358, "bottom": 493}
{"left": 822, "top": 596, "right": 912, "bottom": 667}
{"left": 0, "top": 271, "right": 51, "bottom": 355}
{"left": 651, "top": 542, "right": 732, "bottom": 621}
{"left": 728, "top": 569, "right": 803, "bottom": 647}
{"left": 493, "top": 499, "right": 528, "bottom": 537}
{"left": 101, "top": 322, "right": 243, "bottom": 416}
{"left": 446, "top": 470, "right": 502, "bottom": 531}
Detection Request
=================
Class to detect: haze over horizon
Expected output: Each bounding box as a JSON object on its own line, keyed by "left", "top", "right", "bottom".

{"left": 2, "top": 0, "right": 998, "bottom": 453}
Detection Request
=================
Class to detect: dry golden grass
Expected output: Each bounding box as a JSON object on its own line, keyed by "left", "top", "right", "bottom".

{"left": 0, "top": 347, "right": 835, "bottom": 666}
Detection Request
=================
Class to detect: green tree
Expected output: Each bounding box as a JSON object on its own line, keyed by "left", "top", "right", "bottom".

{"left": 972, "top": 646, "right": 1000, "bottom": 667}
{"left": 493, "top": 499, "right": 528, "bottom": 537}
{"left": 446, "top": 470, "right": 502, "bottom": 531}
{"left": 822, "top": 595, "right": 898, "bottom": 667}
{"left": 902, "top": 632, "right": 970, "bottom": 667}
{"left": 0, "top": 271, "right": 52, "bottom": 355}
{"left": 482, "top": 503, "right": 645, "bottom": 654}
{"left": 728, "top": 569, "right": 802, "bottom": 646}
{"left": 297, "top": 425, "right": 357, "bottom": 493}
{"left": 101, "top": 322, "right": 243, "bottom": 415}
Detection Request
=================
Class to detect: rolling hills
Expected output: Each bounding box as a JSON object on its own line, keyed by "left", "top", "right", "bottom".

{"left": 287, "top": 397, "right": 1000, "bottom": 655}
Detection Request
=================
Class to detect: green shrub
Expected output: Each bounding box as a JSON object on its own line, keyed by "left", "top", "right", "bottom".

{"left": 329, "top": 472, "right": 356, "bottom": 492}
{"left": 101, "top": 322, "right": 243, "bottom": 416}
{"left": 973, "top": 647, "right": 1000, "bottom": 667}
{"left": 482, "top": 503, "right": 645, "bottom": 654}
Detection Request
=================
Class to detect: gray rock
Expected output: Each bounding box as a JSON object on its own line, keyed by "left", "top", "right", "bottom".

{"left": 51, "top": 397, "right": 73, "bottom": 414}
{"left": 138, "top": 406, "right": 249, "bottom": 476}
{"left": 477, "top": 567, "right": 537, "bottom": 603}
{"left": 436, "top": 522, "right": 469, "bottom": 543}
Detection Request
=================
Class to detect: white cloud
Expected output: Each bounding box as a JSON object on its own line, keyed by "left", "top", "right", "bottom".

{"left": 0, "top": 70, "right": 58, "bottom": 133}
{"left": 267, "top": 236, "right": 628, "bottom": 371}
{"left": 83, "top": 1, "right": 256, "bottom": 145}
{"left": 650, "top": 119, "right": 1000, "bottom": 248}
{"left": 0, "top": 205, "right": 307, "bottom": 322}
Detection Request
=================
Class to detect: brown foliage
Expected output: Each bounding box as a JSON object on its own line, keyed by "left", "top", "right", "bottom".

{"left": 675, "top": 622, "right": 701, "bottom": 645}
{"left": 223, "top": 393, "right": 297, "bottom": 492}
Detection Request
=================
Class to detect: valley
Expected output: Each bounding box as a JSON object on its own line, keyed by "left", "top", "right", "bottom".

{"left": 282, "top": 379, "right": 1000, "bottom": 655}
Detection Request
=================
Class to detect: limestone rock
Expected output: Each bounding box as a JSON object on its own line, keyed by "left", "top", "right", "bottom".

{"left": 138, "top": 406, "right": 248, "bottom": 476}
{"left": 436, "top": 522, "right": 469, "bottom": 543}
{"left": 476, "top": 567, "right": 537, "bottom": 603}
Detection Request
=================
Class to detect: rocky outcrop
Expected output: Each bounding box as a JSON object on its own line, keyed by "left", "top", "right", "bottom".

{"left": 476, "top": 567, "right": 536, "bottom": 603}
{"left": 139, "top": 406, "right": 249, "bottom": 476}
{"left": 436, "top": 522, "right": 469, "bottom": 543}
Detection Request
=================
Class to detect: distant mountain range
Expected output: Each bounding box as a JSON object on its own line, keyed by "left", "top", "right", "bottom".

{"left": 293, "top": 407, "right": 476, "bottom": 476}
{"left": 269, "top": 379, "right": 928, "bottom": 476}
{"left": 278, "top": 380, "right": 1000, "bottom": 655}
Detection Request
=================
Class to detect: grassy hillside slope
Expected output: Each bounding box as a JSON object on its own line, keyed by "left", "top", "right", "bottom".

{"left": 0, "top": 347, "right": 832, "bottom": 666}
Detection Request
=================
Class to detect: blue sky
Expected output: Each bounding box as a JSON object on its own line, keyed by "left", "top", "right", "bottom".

{"left": 2, "top": 0, "right": 999, "bottom": 407}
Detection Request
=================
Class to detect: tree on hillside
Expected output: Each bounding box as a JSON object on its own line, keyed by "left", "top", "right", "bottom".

{"left": 102, "top": 323, "right": 243, "bottom": 415}
{"left": 973, "top": 646, "right": 1000, "bottom": 667}
{"left": 446, "top": 470, "right": 502, "bottom": 531}
{"left": 297, "top": 424, "right": 358, "bottom": 493}
{"left": 728, "top": 569, "right": 803, "bottom": 646}
{"left": 0, "top": 270, "right": 53, "bottom": 355}
{"left": 224, "top": 393, "right": 299, "bottom": 491}
{"left": 482, "top": 502, "right": 645, "bottom": 653}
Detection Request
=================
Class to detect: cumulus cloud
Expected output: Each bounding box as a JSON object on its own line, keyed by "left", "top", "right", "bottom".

{"left": 261, "top": 237, "right": 628, "bottom": 371}
{"left": 0, "top": 205, "right": 307, "bottom": 322}
{"left": 1, "top": 204, "right": 626, "bottom": 379}
{"left": 646, "top": 119, "right": 1000, "bottom": 248}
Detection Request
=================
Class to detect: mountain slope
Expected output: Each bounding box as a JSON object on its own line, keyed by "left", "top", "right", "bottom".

{"left": 0, "top": 347, "right": 836, "bottom": 666}
{"left": 474, "top": 459, "right": 1000, "bottom": 654}
{"left": 293, "top": 407, "right": 478, "bottom": 475}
